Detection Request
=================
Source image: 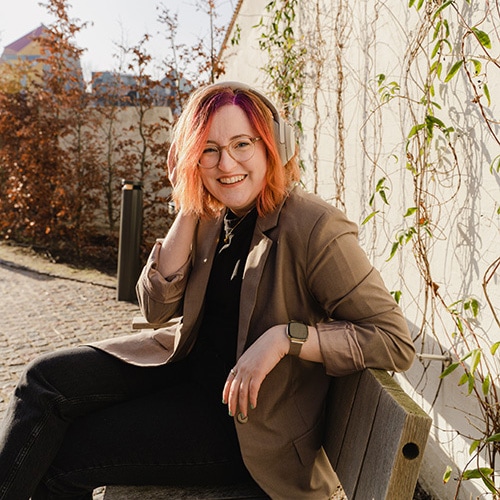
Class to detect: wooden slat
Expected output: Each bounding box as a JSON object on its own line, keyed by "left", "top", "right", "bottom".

{"left": 104, "top": 483, "right": 268, "bottom": 499}
{"left": 352, "top": 370, "right": 431, "bottom": 500}
{"left": 324, "top": 371, "right": 361, "bottom": 469}
{"left": 333, "top": 370, "right": 383, "bottom": 498}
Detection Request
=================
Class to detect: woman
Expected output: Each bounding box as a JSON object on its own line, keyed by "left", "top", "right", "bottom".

{"left": 0, "top": 82, "right": 415, "bottom": 499}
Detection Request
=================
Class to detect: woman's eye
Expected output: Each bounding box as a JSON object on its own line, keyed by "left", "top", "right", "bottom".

{"left": 234, "top": 140, "right": 251, "bottom": 150}
{"left": 203, "top": 146, "right": 219, "bottom": 155}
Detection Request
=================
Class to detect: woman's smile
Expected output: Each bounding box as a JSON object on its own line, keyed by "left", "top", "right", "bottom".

{"left": 218, "top": 174, "right": 247, "bottom": 185}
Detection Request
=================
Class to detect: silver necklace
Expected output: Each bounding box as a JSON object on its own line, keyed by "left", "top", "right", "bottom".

{"left": 223, "top": 210, "right": 252, "bottom": 245}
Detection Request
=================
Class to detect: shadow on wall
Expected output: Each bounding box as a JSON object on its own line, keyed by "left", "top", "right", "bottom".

{"left": 400, "top": 322, "right": 487, "bottom": 500}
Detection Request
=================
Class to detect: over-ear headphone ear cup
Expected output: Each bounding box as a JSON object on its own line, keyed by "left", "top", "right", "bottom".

{"left": 208, "top": 81, "right": 295, "bottom": 165}
{"left": 274, "top": 117, "right": 295, "bottom": 166}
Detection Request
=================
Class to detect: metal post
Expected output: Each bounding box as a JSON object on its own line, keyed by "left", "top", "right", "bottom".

{"left": 117, "top": 179, "right": 143, "bottom": 302}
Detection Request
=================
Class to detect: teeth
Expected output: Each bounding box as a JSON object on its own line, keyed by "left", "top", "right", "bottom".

{"left": 219, "top": 175, "right": 245, "bottom": 184}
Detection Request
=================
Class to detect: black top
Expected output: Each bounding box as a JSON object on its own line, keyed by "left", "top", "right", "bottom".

{"left": 189, "top": 208, "right": 258, "bottom": 392}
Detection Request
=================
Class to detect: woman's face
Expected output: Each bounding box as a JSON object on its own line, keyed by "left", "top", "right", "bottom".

{"left": 199, "top": 104, "right": 267, "bottom": 216}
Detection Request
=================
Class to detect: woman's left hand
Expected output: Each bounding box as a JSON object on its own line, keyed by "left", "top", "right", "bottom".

{"left": 222, "top": 324, "right": 289, "bottom": 419}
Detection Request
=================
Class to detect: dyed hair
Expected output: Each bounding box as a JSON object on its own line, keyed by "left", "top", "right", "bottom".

{"left": 168, "top": 83, "right": 300, "bottom": 218}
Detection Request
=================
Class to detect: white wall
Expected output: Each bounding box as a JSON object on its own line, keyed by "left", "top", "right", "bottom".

{"left": 221, "top": 1, "right": 500, "bottom": 498}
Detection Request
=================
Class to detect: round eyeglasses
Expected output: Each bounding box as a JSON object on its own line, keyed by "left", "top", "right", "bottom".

{"left": 198, "top": 136, "right": 262, "bottom": 169}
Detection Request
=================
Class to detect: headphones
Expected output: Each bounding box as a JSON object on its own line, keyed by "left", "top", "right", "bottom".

{"left": 208, "top": 81, "right": 295, "bottom": 166}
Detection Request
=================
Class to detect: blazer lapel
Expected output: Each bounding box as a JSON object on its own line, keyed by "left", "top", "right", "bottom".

{"left": 182, "top": 216, "right": 221, "bottom": 336}
{"left": 236, "top": 201, "right": 284, "bottom": 358}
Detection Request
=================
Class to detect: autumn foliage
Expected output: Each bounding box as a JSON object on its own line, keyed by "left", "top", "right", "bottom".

{"left": 0, "top": 0, "right": 226, "bottom": 270}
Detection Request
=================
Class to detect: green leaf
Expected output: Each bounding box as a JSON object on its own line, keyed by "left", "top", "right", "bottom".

{"left": 444, "top": 60, "right": 464, "bottom": 82}
{"left": 462, "top": 467, "right": 494, "bottom": 480}
{"left": 391, "top": 290, "right": 402, "bottom": 304}
{"left": 468, "top": 373, "right": 475, "bottom": 394}
{"left": 408, "top": 123, "right": 425, "bottom": 139}
{"left": 482, "top": 374, "right": 490, "bottom": 396}
{"left": 483, "top": 84, "right": 491, "bottom": 106}
{"left": 458, "top": 372, "right": 469, "bottom": 386}
{"left": 379, "top": 190, "right": 389, "bottom": 205}
{"left": 443, "top": 465, "right": 453, "bottom": 484}
{"left": 440, "top": 361, "right": 459, "bottom": 378}
{"left": 470, "top": 349, "right": 481, "bottom": 374}
{"left": 485, "top": 433, "right": 500, "bottom": 443}
{"left": 433, "top": 0, "right": 453, "bottom": 19}
{"left": 387, "top": 242, "right": 400, "bottom": 262}
{"left": 433, "top": 21, "right": 442, "bottom": 42}
{"left": 404, "top": 207, "right": 418, "bottom": 217}
{"left": 426, "top": 115, "right": 447, "bottom": 130}
{"left": 362, "top": 211, "right": 379, "bottom": 225}
{"left": 469, "top": 439, "right": 481, "bottom": 454}
{"left": 470, "top": 59, "right": 482, "bottom": 75}
{"left": 472, "top": 28, "right": 492, "bottom": 49}
{"left": 491, "top": 341, "right": 500, "bottom": 355}
{"left": 482, "top": 476, "right": 498, "bottom": 495}
{"left": 460, "top": 351, "right": 473, "bottom": 363}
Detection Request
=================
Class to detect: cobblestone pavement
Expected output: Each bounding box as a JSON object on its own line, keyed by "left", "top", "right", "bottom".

{"left": 0, "top": 244, "right": 140, "bottom": 498}
{"left": 0, "top": 243, "right": 140, "bottom": 419}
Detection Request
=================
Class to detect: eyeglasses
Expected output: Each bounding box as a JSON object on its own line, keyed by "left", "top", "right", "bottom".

{"left": 198, "top": 136, "right": 262, "bottom": 169}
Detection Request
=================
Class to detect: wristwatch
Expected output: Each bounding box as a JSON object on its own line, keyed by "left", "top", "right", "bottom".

{"left": 287, "top": 321, "right": 309, "bottom": 356}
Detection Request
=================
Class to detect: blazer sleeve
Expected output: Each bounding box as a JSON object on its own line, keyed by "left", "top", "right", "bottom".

{"left": 306, "top": 213, "right": 415, "bottom": 376}
{"left": 135, "top": 240, "right": 192, "bottom": 324}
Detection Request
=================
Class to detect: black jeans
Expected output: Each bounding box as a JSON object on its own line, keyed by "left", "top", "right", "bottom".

{"left": 0, "top": 346, "right": 257, "bottom": 499}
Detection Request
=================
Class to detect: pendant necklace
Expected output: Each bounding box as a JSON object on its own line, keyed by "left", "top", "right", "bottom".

{"left": 223, "top": 209, "right": 252, "bottom": 246}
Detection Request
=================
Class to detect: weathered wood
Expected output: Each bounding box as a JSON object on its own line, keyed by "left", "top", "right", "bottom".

{"left": 323, "top": 370, "right": 361, "bottom": 470}
{"left": 324, "top": 369, "right": 432, "bottom": 500}
{"left": 104, "top": 483, "right": 268, "bottom": 499}
{"left": 329, "top": 370, "right": 384, "bottom": 498}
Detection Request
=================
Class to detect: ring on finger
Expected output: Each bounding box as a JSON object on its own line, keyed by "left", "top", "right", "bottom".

{"left": 230, "top": 368, "right": 237, "bottom": 377}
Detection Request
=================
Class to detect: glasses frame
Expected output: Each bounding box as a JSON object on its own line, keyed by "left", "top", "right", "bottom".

{"left": 198, "top": 136, "right": 262, "bottom": 169}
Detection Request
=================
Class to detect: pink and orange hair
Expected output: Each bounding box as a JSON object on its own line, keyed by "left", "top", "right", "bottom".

{"left": 167, "top": 83, "right": 300, "bottom": 218}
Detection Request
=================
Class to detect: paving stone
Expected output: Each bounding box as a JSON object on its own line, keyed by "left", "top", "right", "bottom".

{"left": 0, "top": 248, "right": 140, "bottom": 419}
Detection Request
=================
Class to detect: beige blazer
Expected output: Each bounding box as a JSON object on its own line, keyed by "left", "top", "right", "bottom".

{"left": 93, "top": 186, "right": 415, "bottom": 499}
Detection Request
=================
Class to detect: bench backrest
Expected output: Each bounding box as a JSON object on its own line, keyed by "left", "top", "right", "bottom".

{"left": 325, "top": 368, "right": 431, "bottom": 500}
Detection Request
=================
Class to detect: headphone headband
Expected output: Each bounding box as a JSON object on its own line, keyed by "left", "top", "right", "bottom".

{"left": 208, "top": 81, "right": 295, "bottom": 166}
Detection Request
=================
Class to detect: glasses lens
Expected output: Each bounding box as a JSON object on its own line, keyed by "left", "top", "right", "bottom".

{"left": 228, "top": 137, "right": 255, "bottom": 162}
{"left": 199, "top": 145, "right": 220, "bottom": 169}
{"left": 199, "top": 137, "right": 258, "bottom": 168}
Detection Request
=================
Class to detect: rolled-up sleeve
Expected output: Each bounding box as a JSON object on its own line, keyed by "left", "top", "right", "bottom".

{"left": 308, "top": 215, "right": 415, "bottom": 376}
{"left": 136, "top": 241, "right": 192, "bottom": 324}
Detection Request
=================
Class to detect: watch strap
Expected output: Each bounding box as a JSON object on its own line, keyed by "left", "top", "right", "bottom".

{"left": 287, "top": 321, "right": 309, "bottom": 356}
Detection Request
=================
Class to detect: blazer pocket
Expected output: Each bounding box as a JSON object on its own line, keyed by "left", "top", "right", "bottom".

{"left": 292, "top": 419, "right": 324, "bottom": 467}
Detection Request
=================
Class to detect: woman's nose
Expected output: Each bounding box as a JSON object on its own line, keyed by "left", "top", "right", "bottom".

{"left": 217, "top": 148, "right": 237, "bottom": 172}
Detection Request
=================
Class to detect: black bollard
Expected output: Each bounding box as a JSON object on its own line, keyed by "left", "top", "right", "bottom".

{"left": 117, "top": 179, "right": 143, "bottom": 302}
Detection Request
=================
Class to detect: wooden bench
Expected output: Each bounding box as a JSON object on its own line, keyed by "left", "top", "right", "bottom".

{"left": 103, "top": 318, "right": 431, "bottom": 500}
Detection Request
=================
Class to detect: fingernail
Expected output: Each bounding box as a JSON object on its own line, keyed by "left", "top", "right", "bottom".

{"left": 222, "top": 398, "right": 226, "bottom": 405}
{"left": 250, "top": 404, "right": 255, "bottom": 410}
{"left": 228, "top": 410, "right": 233, "bottom": 417}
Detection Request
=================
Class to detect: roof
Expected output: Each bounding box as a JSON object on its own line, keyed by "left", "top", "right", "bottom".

{"left": 3, "top": 25, "right": 46, "bottom": 54}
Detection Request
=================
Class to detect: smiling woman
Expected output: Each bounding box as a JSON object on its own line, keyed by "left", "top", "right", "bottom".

{"left": 0, "top": 81, "right": 415, "bottom": 499}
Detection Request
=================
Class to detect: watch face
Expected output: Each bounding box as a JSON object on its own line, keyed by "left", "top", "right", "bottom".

{"left": 288, "top": 321, "right": 308, "bottom": 341}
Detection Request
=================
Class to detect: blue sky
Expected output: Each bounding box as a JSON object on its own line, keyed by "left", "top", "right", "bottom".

{"left": 1, "top": 0, "right": 235, "bottom": 78}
